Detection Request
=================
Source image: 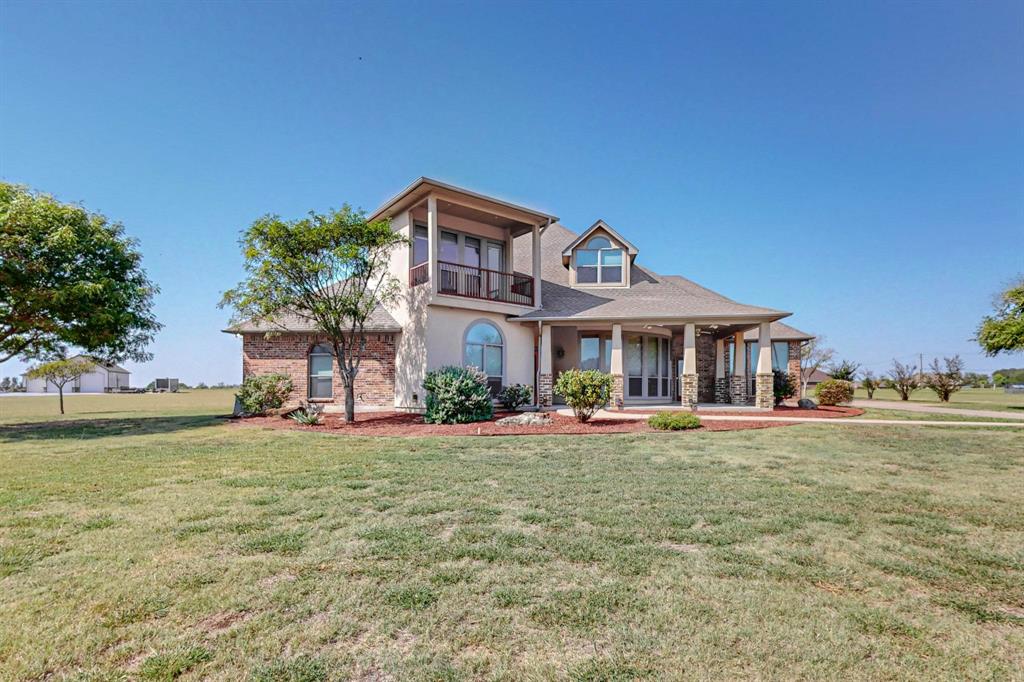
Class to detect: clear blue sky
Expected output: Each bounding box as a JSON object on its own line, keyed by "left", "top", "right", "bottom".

{"left": 2, "top": 0, "right": 1022, "bottom": 384}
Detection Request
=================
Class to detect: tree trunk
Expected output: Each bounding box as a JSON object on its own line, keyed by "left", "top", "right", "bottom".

{"left": 344, "top": 381, "right": 355, "bottom": 423}
{"left": 58, "top": 385, "right": 65, "bottom": 414}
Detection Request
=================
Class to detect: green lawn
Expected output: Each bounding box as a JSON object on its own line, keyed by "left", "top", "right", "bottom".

{"left": 855, "top": 407, "right": 1022, "bottom": 423}
{"left": 1, "top": 394, "right": 1022, "bottom": 680}
{"left": 854, "top": 386, "right": 1024, "bottom": 413}
{"left": 0, "top": 388, "right": 236, "bottom": 425}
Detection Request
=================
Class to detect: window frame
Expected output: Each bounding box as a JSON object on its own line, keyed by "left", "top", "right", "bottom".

{"left": 574, "top": 235, "right": 625, "bottom": 285}
{"left": 308, "top": 343, "right": 334, "bottom": 400}
{"left": 462, "top": 320, "right": 505, "bottom": 396}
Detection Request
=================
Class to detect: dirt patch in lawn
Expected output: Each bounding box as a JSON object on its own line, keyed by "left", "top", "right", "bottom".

{"left": 233, "top": 411, "right": 803, "bottom": 436}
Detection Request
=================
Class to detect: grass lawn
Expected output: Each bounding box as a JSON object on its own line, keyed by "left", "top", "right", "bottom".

{"left": 854, "top": 386, "right": 1024, "bottom": 413}
{"left": 1, "top": 394, "right": 1022, "bottom": 680}
{"left": 855, "top": 407, "right": 1022, "bottom": 423}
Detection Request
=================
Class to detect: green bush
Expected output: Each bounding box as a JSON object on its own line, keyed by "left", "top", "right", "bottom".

{"left": 647, "top": 412, "right": 701, "bottom": 431}
{"left": 498, "top": 383, "right": 533, "bottom": 411}
{"left": 773, "top": 369, "right": 796, "bottom": 406}
{"left": 423, "top": 366, "right": 494, "bottom": 424}
{"left": 553, "top": 369, "right": 612, "bottom": 423}
{"left": 236, "top": 374, "right": 293, "bottom": 415}
{"left": 815, "top": 378, "right": 854, "bottom": 406}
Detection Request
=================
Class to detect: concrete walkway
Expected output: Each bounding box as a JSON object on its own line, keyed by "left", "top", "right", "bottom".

{"left": 555, "top": 408, "right": 1024, "bottom": 428}
{"left": 851, "top": 399, "right": 1024, "bottom": 421}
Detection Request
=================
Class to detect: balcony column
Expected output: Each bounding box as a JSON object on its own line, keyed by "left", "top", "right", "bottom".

{"left": 610, "top": 323, "right": 624, "bottom": 409}
{"left": 755, "top": 321, "right": 773, "bottom": 409}
{"left": 714, "top": 337, "right": 730, "bottom": 403}
{"left": 426, "top": 194, "right": 439, "bottom": 292}
{"left": 532, "top": 220, "right": 546, "bottom": 308}
{"left": 538, "top": 323, "right": 553, "bottom": 407}
{"left": 730, "top": 330, "right": 747, "bottom": 404}
{"left": 680, "top": 323, "right": 698, "bottom": 409}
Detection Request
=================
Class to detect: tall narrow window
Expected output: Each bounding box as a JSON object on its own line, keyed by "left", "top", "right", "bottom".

{"left": 575, "top": 236, "right": 624, "bottom": 285}
{"left": 308, "top": 344, "right": 333, "bottom": 399}
{"left": 772, "top": 341, "right": 789, "bottom": 371}
{"left": 412, "top": 225, "right": 428, "bottom": 266}
{"left": 464, "top": 321, "right": 504, "bottom": 395}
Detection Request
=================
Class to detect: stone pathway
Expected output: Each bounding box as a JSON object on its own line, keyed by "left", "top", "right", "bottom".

{"left": 851, "top": 399, "right": 1024, "bottom": 421}
{"left": 555, "top": 408, "right": 1024, "bottom": 428}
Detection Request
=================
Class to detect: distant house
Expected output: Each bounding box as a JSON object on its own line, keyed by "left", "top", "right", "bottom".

{"left": 23, "top": 355, "right": 131, "bottom": 394}
{"left": 802, "top": 368, "right": 830, "bottom": 389}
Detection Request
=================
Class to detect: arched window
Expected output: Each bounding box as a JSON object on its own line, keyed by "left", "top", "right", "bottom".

{"left": 463, "top": 321, "right": 504, "bottom": 395}
{"left": 308, "top": 343, "right": 333, "bottom": 399}
{"left": 576, "top": 236, "right": 624, "bottom": 284}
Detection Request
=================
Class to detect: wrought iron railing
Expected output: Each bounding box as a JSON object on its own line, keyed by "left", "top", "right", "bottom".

{"left": 409, "top": 262, "right": 430, "bottom": 287}
{"left": 436, "top": 260, "right": 534, "bottom": 306}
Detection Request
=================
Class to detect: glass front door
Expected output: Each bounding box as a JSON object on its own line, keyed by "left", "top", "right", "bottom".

{"left": 625, "top": 334, "right": 670, "bottom": 399}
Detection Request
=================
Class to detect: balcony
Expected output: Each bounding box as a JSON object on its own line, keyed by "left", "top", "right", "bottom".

{"left": 409, "top": 260, "right": 534, "bottom": 306}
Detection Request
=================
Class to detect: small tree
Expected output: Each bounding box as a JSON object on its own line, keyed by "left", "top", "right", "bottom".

{"left": 25, "top": 357, "right": 95, "bottom": 414}
{"left": 925, "top": 356, "right": 965, "bottom": 403}
{"left": 976, "top": 276, "right": 1024, "bottom": 356}
{"left": 827, "top": 359, "right": 860, "bottom": 381}
{"left": 220, "top": 206, "right": 407, "bottom": 423}
{"left": 861, "top": 370, "right": 880, "bottom": 399}
{"left": 799, "top": 337, "right": 834, "bottom": 398}
{"left": 888, "top": 359, "right": 919, "bottom": 401}
{"left": 554, "top": 369, "right": 612, "bottom": 423}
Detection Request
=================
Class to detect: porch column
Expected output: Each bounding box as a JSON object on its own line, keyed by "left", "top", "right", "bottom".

{"left": 714, "top": 337, "right": 730, "bottom": 403}
{"left": 610, "top": 323, "right": 624, "bottom": 409}
{"left": 532, "top": 221, "right": 545, "bottom": 309}
{"left": 755, "top": 321, "right": 773, "bottom": 409}
{"left": 426, "top": 194, "right": 439, "bottom": 290}
{"left": 680, "top": 323, "right": 698, "bottom": 409}
{"left": 538, "top": 323, "right": 553, "bottom": 407}
{"left": 730, "top": 330, "right": 747, "bottom": 404}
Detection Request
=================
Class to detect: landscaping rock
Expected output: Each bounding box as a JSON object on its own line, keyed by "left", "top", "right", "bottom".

{"left": 495, "top": 412, "right": 553, "bottom": 427}
{"left": 797, "top": 398, "right": 817, "bottom": 409}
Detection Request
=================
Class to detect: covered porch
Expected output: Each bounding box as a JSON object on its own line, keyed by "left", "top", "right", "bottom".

{"left": 533, "top": 319, "right": 799, "bottom": 411}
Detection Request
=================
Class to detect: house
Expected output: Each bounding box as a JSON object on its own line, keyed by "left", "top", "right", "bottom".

{"left": 801, "top": 368, "right": 830, "bottom": 390}
{"left": 22, "top": 355, "right": 131, "bottom": 394}
{"left": 226, "top": 177, "right": 814, "bottom": 411}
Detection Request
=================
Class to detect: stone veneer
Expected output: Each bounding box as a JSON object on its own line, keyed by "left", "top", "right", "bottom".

{"left": 610, "top": 373, "right": 624, "bottom": 410}
{"left": 755, "top": 373, "right": 773, "bottom": 409}
{"left": 671, "top": 332, "right": 716, "bottom": 403}
{"left": 714, "top": 377, "right": 731, "bottom": 403}
{"left": 679, "top": 373, "right": 698, "bottom": 408}
{"left": 537, "top": 373, "right": 553, "bottom": 407}
{"left": 729, "top": 374, "right": 748, "bottom": 405}
{"left": 242, "top": 333, "right": 396, "bottom": 407}
{"left": 788, "top": 340, "right": 802, "bottom": 397}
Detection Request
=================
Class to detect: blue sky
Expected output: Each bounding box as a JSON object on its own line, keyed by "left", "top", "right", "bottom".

{"left": 2, "top": 0, "right": 1022, "bottom": 384}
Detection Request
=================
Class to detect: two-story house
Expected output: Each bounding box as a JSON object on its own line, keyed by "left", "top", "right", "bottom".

{"left": 227, "top": 177, "right": 812, "bottom": 412}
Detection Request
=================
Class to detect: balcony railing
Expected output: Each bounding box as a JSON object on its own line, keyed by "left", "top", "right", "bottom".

{"left": 409, "top": 260, "right": 534, "bottom": 306}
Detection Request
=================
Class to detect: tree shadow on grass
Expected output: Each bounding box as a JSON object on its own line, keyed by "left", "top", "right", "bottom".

{"left": 0, "top": 414, "right": 229, "bottom": 442}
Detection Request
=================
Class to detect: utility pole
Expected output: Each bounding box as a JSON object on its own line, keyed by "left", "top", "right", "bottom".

{"left": 919, "top": 353, "right": 924, "bottom": 382}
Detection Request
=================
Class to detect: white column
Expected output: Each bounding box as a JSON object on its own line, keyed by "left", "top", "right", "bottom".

{"left": 757, "top": 322, "right": 772, "bottom": 374}
{"left": 683, "top": 323, "right": 696, "bottom": 374}
{"left": 539, "top": 324, "right": 552, "bottom": 375}
{"left": 610, "top": 323, "right": 623, "bottom": 375}
{"left": 733, "top": 331, "right": 746, "bottom": 377}
{"left": 426, "top": 194, "right": 439, "bottom": 288}
{"left": 714, "top": 337, "right": 725, "bottom": 379}
{"left": 532, "top": 221, "right": 544, "bottom": 308}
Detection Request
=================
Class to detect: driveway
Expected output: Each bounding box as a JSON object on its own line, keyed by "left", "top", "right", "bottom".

{"left": 850, "top": 399, "right": 1024, "bottom": 421}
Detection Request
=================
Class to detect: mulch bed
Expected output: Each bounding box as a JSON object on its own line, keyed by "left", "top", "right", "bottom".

{"left": 231, "top": 406, "right": 859, "bottom": 437}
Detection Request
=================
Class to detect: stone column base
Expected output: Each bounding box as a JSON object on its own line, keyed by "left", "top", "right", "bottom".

{"left": 538, "top": 373, "right": 553, "bottom": 407}
{"left": 714, "top": 377, "right": 731, "bottom": 403}
{"left": 680, "top": 373, "right": 698, "bottom": 409}
{"left": 610, "top": 374, "right": 624, "bottom": 410}
{"left": 755, "top": 373, "right": 773, "bottom": 409}
{"left": 729, "top": 375, "right": 748, "bottom": 405}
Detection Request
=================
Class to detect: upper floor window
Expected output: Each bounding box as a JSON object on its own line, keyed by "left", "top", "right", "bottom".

{"left": 575, "top": 236, "right": 624, "bottom": 284}
{"left": 412, "top": 225, "right": 428, "bottom": 266}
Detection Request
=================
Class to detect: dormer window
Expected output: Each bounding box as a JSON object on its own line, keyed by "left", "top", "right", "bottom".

{"left": 575, "top": 236, "right": 624, "bottom": 285}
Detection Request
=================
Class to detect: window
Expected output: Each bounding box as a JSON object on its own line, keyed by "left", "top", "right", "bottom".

{"left": 464, "top": 321, "right": 504, "bottom": 395}
{"left": 412, "top": 225, "right": 428, "bottom": 266}
{"left": 580, "top": 335, "right": 611, "bottom": 372}
{"left": 575, "top": 235, "right": 624, "bottom": 285}
{"left": 772, "top": 342, "right": 789, "bottom": 371}
{"left": 308, "top": 343, "right": 333, "bottom": 399}
{"left": 440, "top": 231, "right": 459, "bottom": 262}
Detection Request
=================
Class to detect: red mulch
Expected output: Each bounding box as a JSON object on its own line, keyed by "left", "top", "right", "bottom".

{"left": 230, "top": 406, "right": 859, "bottom": 437}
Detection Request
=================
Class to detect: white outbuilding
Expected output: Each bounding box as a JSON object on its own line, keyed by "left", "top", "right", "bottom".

{"left": 23, "top": 355, "right": 131, "bottom": 394}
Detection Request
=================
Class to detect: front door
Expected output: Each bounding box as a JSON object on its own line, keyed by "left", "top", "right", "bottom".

{"left": 625, "top": 334, "right": 670, "bottom": 399}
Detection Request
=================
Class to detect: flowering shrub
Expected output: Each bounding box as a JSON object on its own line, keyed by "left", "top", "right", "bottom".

{"left": 498, "top": 383, "right": 533, "bottom": 411}
{"left": 553, "top": 369, "right": 612, "bottom": 423}
{"left": 815, "top": 378, "right": 854, "bottom": 406}
{"left": 423, "top": 366, "right": 494, "bottom": 424}
{"left": 237, "top": 374, "right": 293, "bottom": 416}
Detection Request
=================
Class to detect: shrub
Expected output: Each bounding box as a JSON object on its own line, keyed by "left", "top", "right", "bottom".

{"left": 888, "top": 359, "right": 919, "bottom": 400}
{"left": 815, "top": 378, "right": 854, "bottom": 406}
{"left": 648, "top": 412, "right": 701, "bottom": 430}
{"left": 498, "top": 383, "right": 533, "bottom": 411}
{"left": 773, "top": 369, "right": 796, "bottom": 406}
{"left": 553, "top": 369, "right": 612, "bottom": 423}
{"left": 236, "top": 374, "right": 293, "bottom": 415}
{"left": 423, "top": 366, "right": 494, "bottom": 424}
{"left": 925, "top": 355, "right": 965, "bottom": 403}
{"left": 861, "top": 371, "right": 880, "bottom": 399}
{"left": 289, "top": 402, "right": 324, "bottom": 426}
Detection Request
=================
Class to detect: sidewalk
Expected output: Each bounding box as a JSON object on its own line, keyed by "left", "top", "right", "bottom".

{"left": 851, "top": 399, "right": 1024, "bottom": 421}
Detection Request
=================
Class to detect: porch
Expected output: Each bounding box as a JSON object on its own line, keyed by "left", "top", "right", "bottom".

{"left": 534, "top": 320, "right": 800, "bottom": 410}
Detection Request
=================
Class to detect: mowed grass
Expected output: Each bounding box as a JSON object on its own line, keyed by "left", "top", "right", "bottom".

{"left": 855, "top": 407, "right": 1022, "bottom": 423}
{"left": 0, "top": 388, "right": 236, "bottom": 425}
{"left": 854, "top": 386, "right": 1024, "bottom": 413}
{"left": 1, "top": 395, "right": 1023, "bottom": 680}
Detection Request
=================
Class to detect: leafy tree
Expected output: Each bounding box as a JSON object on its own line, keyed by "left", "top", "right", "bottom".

{"left": 888, "top": 359, "right": 919, "bottom": 401}
{"left": 827, "top": 359, "right": 860, "bottom": 381}
{"left": 861, "top": 370, "right": 880, "bottom": 399}
{"left": 925, "top": 355, "right": 965, "bottom": 403}
{"left": 993, "top": 372, "right": 1008, "bottom": 388}
{"left": 976, "top": 276, "right": 1024, "bottom": 356}
{"left": 0, "top": 183, "right": 160, "bottom": 364}
{"left": 992, "top": 368, "right": 1024, "bottom": 385}
{"left": 220, "top": 206, "right": 406, "bottom": 422}
{"left": 798, "top": 337, "right": 834, "bottom": 398}
{"left": 25, "top": 357, "right": 95, "bottom": 414}
{"left": 554, "top": 369, "right": 613, "bottom": 423}
{"left": 961, "top": 372, "right": 989, "bottom": 388}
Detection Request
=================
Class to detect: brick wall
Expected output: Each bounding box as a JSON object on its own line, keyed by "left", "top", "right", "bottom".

{"left": 671, "top": 331, "right": 716, "bottom": 403}
{"left": 788, "top": 340, "right": 802, "bottom": 397}
{"left": 242, "top": 333, "right": 396, "bottom": 407}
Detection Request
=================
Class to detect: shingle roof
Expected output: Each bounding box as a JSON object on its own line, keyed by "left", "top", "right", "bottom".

{"left": 511, "top": 223, "right": 789, "bottom": 321}
{"left": 745, "top": 321, "right": 815, "bottom": 342}
{"left": 224, "top": 304, "right": 401, "bottom": 334}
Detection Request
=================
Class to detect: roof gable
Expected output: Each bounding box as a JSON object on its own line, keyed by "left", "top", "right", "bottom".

{"left": 560, "top": 220, "right": 639, "bottom": 266}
